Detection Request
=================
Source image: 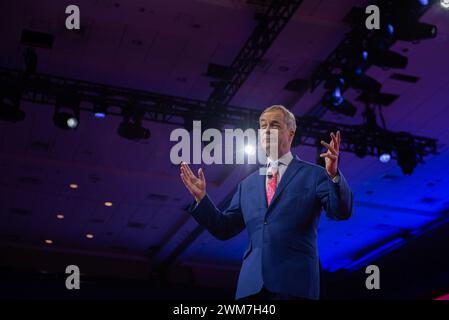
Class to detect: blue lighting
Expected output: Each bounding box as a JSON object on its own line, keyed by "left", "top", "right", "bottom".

{"left": 419, "top": 0, "right": 429, "bottom": 6}
{"left": 355, "top": 67, "right": 363, "bottom": 76}
{"left": 387, "top": 24, "right": 394, "bottom": 35}
{"left": 379, "top": 153, "right": 391, "bottom": 163}
{"left": 362, "top": 51, "right": 368, "bottom": 61}
{"left": 332, "top": 87, "right": 344, "bottom": 106}
{"left": 344, "top": 238, "right": 406, "bottom": 271}
{"left": 94, "top": 112, "right": 106, "bottom": 119}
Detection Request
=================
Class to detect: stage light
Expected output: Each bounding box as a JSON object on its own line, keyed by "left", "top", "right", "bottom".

{"left": 244, "top": 144, "right": 256, "bottom": 155}
{"left": 118, "top": 119, "right": 150, "bottom": 140}
{"left": 56, "top": 214, "right": 64, "bottom": 219}
{"left": 44, "top": 239, "right": 53, "bottom": 245}
{"left": 331, "top": 87, "right": 344, "bottom": 106}
{"left": 396, "top": 21, "right": 437, "bottom": 41}
{"left": 322, "top": 90, "right": 357, "bottom": 117}
{"left": 53, "top": 91, "right": 80, "bottom": 130}
{"left": 0, "top": 82, "right": 25, "bottom": 123}
{"left": 86, "top": 233, "right": 94, "bottom": 239}
{"left": 93, "top": 102, "right": 107, "bottom": 119}
{"left": 118, "top": 108, "right": 150, "bottom": 140}
{"left": 362, "top": 51, "right": 368, "bottom": 61}
{"left": 370, "top": 50, "right": 408, "bottom": 69}
{"left": 379, "top": 153, "right": 391, "bottom": 163}
{"left": 441, "top": 0, "right": 449, "bottom": 8}
{"left": 69, "top": 183, "right": 78, "bottom": 189}
{"left": 94, "top": 112, "right": 105, "bottom": 119}
{"left": 53, "top": 111, "right": 79, "bottom": 129}
{"left": 419, "top": 0, "right": 429, "bottom": 6}
{"left": 387, "top": 24, "right": 394, "bottom": 35}
{"left": 104, "top": 201, "right": 113, "bottom": 207}
{"left": 396, "top": 138, "right": 418, "bottom": 175}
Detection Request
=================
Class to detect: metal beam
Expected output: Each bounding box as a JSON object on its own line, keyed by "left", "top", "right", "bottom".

{"left": 207, "top": 0, "right": 303, "bottom": 106}
{"left": 0, "top": 66, "right": 438, "bottom": 161}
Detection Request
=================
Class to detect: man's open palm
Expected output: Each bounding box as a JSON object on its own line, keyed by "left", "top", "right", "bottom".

{"left": 180, "top": 162, "right": 206, "bottom": 202}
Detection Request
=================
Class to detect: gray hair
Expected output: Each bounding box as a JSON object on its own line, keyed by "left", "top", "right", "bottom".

{"left": 260, "top": 105, "right": 297, "bottom": 131}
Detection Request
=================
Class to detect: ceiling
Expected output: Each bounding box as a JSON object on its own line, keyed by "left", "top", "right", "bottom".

{"left": 1, "top": 0, "right": 448, "bottom": 284}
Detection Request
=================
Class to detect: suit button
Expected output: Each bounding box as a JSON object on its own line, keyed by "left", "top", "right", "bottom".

{"left": 264, "top": 220, "right": 268, "bottom": 225}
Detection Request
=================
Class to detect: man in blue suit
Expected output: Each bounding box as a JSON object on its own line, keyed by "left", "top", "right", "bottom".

{"left": 180, "top": 105, "right": 353, "bottom": 300}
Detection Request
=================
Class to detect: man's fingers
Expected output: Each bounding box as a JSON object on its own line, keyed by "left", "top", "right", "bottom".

{"left": 320, "top": 141, "right": 338, "bottom": 155}
{"left": 181, "top": 172, "right": 200, "bottom": 195}
{"left": 181, "top": 162, "right": 195, "bottom": 179}
{"left": 337, "top": 130, "right": 341, "bottom": 144}
{"left": 331, "top": 132, "right": 339, "bottom": 150}
{"left": 180, "top": 165, "right": 191, "bottom": 180}
{"left": 320, "top": 153, "right": 338, "bottom": 160}
{"left": 198, "top": 168, "right": 205, "bottom": 182}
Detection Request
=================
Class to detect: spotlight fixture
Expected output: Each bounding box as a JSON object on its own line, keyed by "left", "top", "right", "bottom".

{"left": 93, "top": 102, "right": 107, "bottom": 119}
{"left": 321, "top": 89, "right": 357, "bottom": 117}
{"left": 395, "top": 19, "right": 437, "bottom": 41}
{"left": 0, "top": 82, "right": 25, "bottom": 123}
{"left": 387, "top": 24, "right": 395, "bottom": 36}
{"left": 53, "top": 111, "right": 79, "bottom": 129}
{"left": 349, "top": 73, "right": 382, "bottom": 93}
{"left": 395, "top": 135, "right": 418, "bottom": 175}
{"left": 379, "top": 152, "right": 392, "bottom": 163}
{"left": 117, "top": 111, "right": 150, "bottom": 140}
{"left": 370, "top": 49, "right": 408, "bottom": 69}
{"left": 53, "top": 91, "right": 80, "bottom": 130}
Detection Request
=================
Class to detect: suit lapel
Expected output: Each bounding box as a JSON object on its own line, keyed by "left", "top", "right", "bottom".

{"left": 258, "top": 170, "right": 268, "bottom": 209}
{"left": 266, "top": 157, "right": 304, "bottom": 211}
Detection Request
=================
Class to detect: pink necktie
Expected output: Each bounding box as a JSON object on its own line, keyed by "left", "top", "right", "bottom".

{"left": 266, "top": 167, "right": 278, "bottom": 206}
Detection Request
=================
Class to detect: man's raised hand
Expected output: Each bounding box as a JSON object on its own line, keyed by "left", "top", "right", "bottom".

{"left": 180, "top": 162, "right": 206, "bottom": 203}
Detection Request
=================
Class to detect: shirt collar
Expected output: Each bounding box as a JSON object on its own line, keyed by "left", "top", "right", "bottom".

{"left": 267, "top": 151, "right": 293, "bottom": 168}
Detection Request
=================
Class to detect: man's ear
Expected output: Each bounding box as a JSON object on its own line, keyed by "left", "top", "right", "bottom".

{"left": 290, "top": 129, "right": 296, "bottom": 139}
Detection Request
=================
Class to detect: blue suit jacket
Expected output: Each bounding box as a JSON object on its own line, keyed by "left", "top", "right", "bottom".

{"left": 188, "top": 157, "right": 353, "bottom": 299}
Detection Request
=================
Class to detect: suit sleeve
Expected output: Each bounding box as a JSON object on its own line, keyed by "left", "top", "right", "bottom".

{"left": 187, "top": 182, "right": 245, "bottom": 240}
{"left": 316, "top": 168, "right": 353, "bottom": 220}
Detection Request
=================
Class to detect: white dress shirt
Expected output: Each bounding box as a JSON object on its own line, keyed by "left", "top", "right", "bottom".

{"left": 266, "top": 151, "right": 294, "bottom": 187}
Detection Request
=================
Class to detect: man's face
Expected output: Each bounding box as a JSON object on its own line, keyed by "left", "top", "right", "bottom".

{"left": 259, "top": 110, "right": 295, "bottom": 158}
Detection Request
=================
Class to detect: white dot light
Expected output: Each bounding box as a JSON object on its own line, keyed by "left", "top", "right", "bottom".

{"left": 244, "top": 145, "right": 255, "bottom": 155}
{"left": 67, "top": 117, "right": 79, "bottom": 129}
{"left": 379, "top": 153, "right": 391, "bottom": 163}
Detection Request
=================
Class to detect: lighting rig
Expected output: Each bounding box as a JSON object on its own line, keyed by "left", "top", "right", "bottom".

{"left": 0, "top": 66, "right": 438, "bottom": 174}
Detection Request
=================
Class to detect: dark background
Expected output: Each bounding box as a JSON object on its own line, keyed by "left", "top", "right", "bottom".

{"left": 0, "top": 0, "right": 448, "bottom": 300}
